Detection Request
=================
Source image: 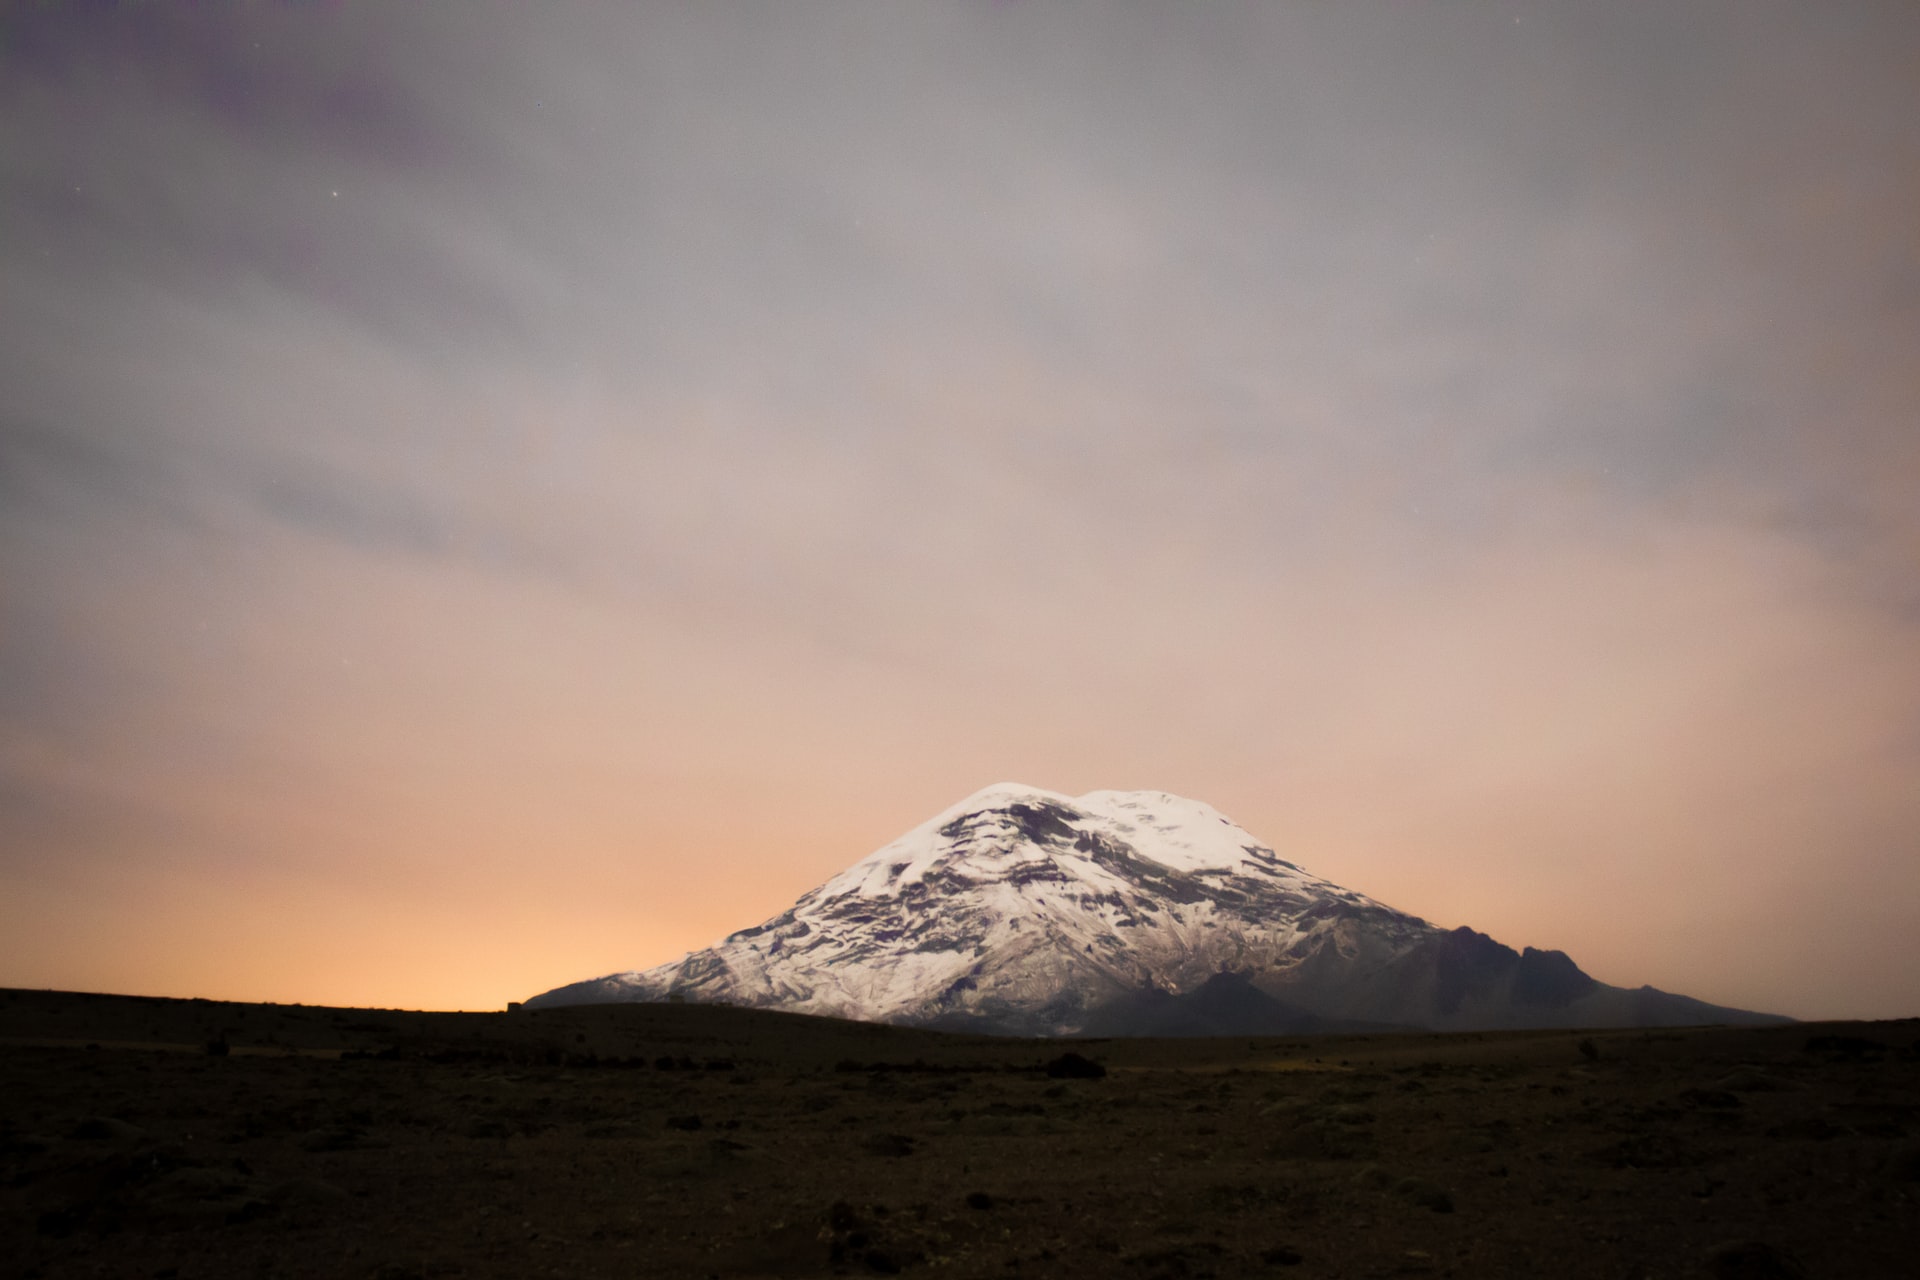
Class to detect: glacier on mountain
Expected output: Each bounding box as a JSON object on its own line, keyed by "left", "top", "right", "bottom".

{"left": 526, "top": 783, "right": 1785, "bottom": 1034}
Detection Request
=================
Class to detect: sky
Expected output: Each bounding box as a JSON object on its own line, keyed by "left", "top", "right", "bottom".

{"left": 3, "top": 2, "right": 1917, "bottom": 1019}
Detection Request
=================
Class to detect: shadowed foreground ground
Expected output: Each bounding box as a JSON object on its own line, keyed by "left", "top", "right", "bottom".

{"left": 2, "top": 989, "right": 1915, "bottom": 1279}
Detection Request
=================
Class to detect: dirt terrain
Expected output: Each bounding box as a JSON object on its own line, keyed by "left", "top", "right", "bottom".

{"left": 2, "top": 988, "right": 1915, "bottom": 1278}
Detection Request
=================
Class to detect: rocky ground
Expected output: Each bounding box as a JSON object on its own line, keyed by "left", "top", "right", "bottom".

{"left": 2, "top": 988, "right": 1915, "bottom": 1279}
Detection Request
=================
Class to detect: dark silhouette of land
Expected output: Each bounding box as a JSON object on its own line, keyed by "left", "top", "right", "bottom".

{"left": 2, "top": 987, "right": 1914, "bottom": 1278}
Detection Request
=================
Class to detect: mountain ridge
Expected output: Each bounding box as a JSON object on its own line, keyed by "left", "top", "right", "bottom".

{"left": 527, "top": 783, "right": 1787, "bottom": 1034}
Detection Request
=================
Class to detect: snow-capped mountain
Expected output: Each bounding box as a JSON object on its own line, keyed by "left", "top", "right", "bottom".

{"left": 526, "top": 783, "right": 1784, "bottom": 1034}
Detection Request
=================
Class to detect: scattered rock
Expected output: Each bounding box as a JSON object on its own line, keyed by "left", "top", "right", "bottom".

{"left": 1199, "top": 1183, "right": 1281, "bottom": 1214}
{"left": 1804, "top": 1035, "right": 1885, "bottom": 1057}
{"left": 300, "top": 1126, "right": 382, "bottom": 1152}
{"left": 1717, "top": 1068, "right": 1789, "bottom": 1093}
{"left": 1044, "top": 1052, "right": 1107, "bottom": 1079}
{"left": 1704, "top": 1240, "right": 1807, "bottom": 1279}
{"left": 69, "top": 1117, "right": 144, "bottom": 1142}
{"left": 718, "top": 1221, "right": 826, "bottom": 1276}
{"left": 1766, "top": 1117, "right": 1841, "bottom": 1142}
{"left": 1266, "top": 1109, "right": 1374, "bottom": 1162}
{"left": 1680, "top": 1088, "right": 1742, "bottom": 1110}
{"left": 1890, "top": 1143, "right": 1920, "bottom": 1182}
{"left": 135, "top": 1163, "right": 275, "bottom": 1227}
{"left": 1590, "top": 1132, "right": 1707, "bottom": 1169}
{"left": 820, "top": 1201, "right": 924, "bottom": 1273}
{"left": 37, "top": 1204, "right": 92, "bottom": 1237}
{"left": 1125, "top": 1241, "right": 1225, "bottom": 1276}
{"left": 2, "top": 1131, "right": 56, "bottom": 1156}
{"left": 862, "top": 1133, "right": 915, "bottom": 1157}
{"left": 1353, "top": 1166, "right": 1453, "bottom": 1213}
{"left": 1398, "top": 1179, "right": 1454, "bottom": 1214}
{"left": 269, "top": 1177, "right": 351, "bottom": 1205}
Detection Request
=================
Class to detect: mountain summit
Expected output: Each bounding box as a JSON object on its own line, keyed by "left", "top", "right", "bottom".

{"left": 526, "top": 783, "right": 1783, "bottom": 1034}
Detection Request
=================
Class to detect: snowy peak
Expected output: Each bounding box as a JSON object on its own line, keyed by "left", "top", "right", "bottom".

{"left": 1076, "top": 787, "right": 1311, "bottom": 875}
{"left": 822, "top": 783, "right": 1368, "bottom": 898}
{"left": 524, "top": 783, "right": 1788, "bottom": 1034}
{"left": 529, "top": 784, "right": 1424, "bottom": 1031}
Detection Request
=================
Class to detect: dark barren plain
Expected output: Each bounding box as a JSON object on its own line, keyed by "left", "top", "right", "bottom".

{"left": 3, "top": 989, "right": 1916, "bottom": 1280}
